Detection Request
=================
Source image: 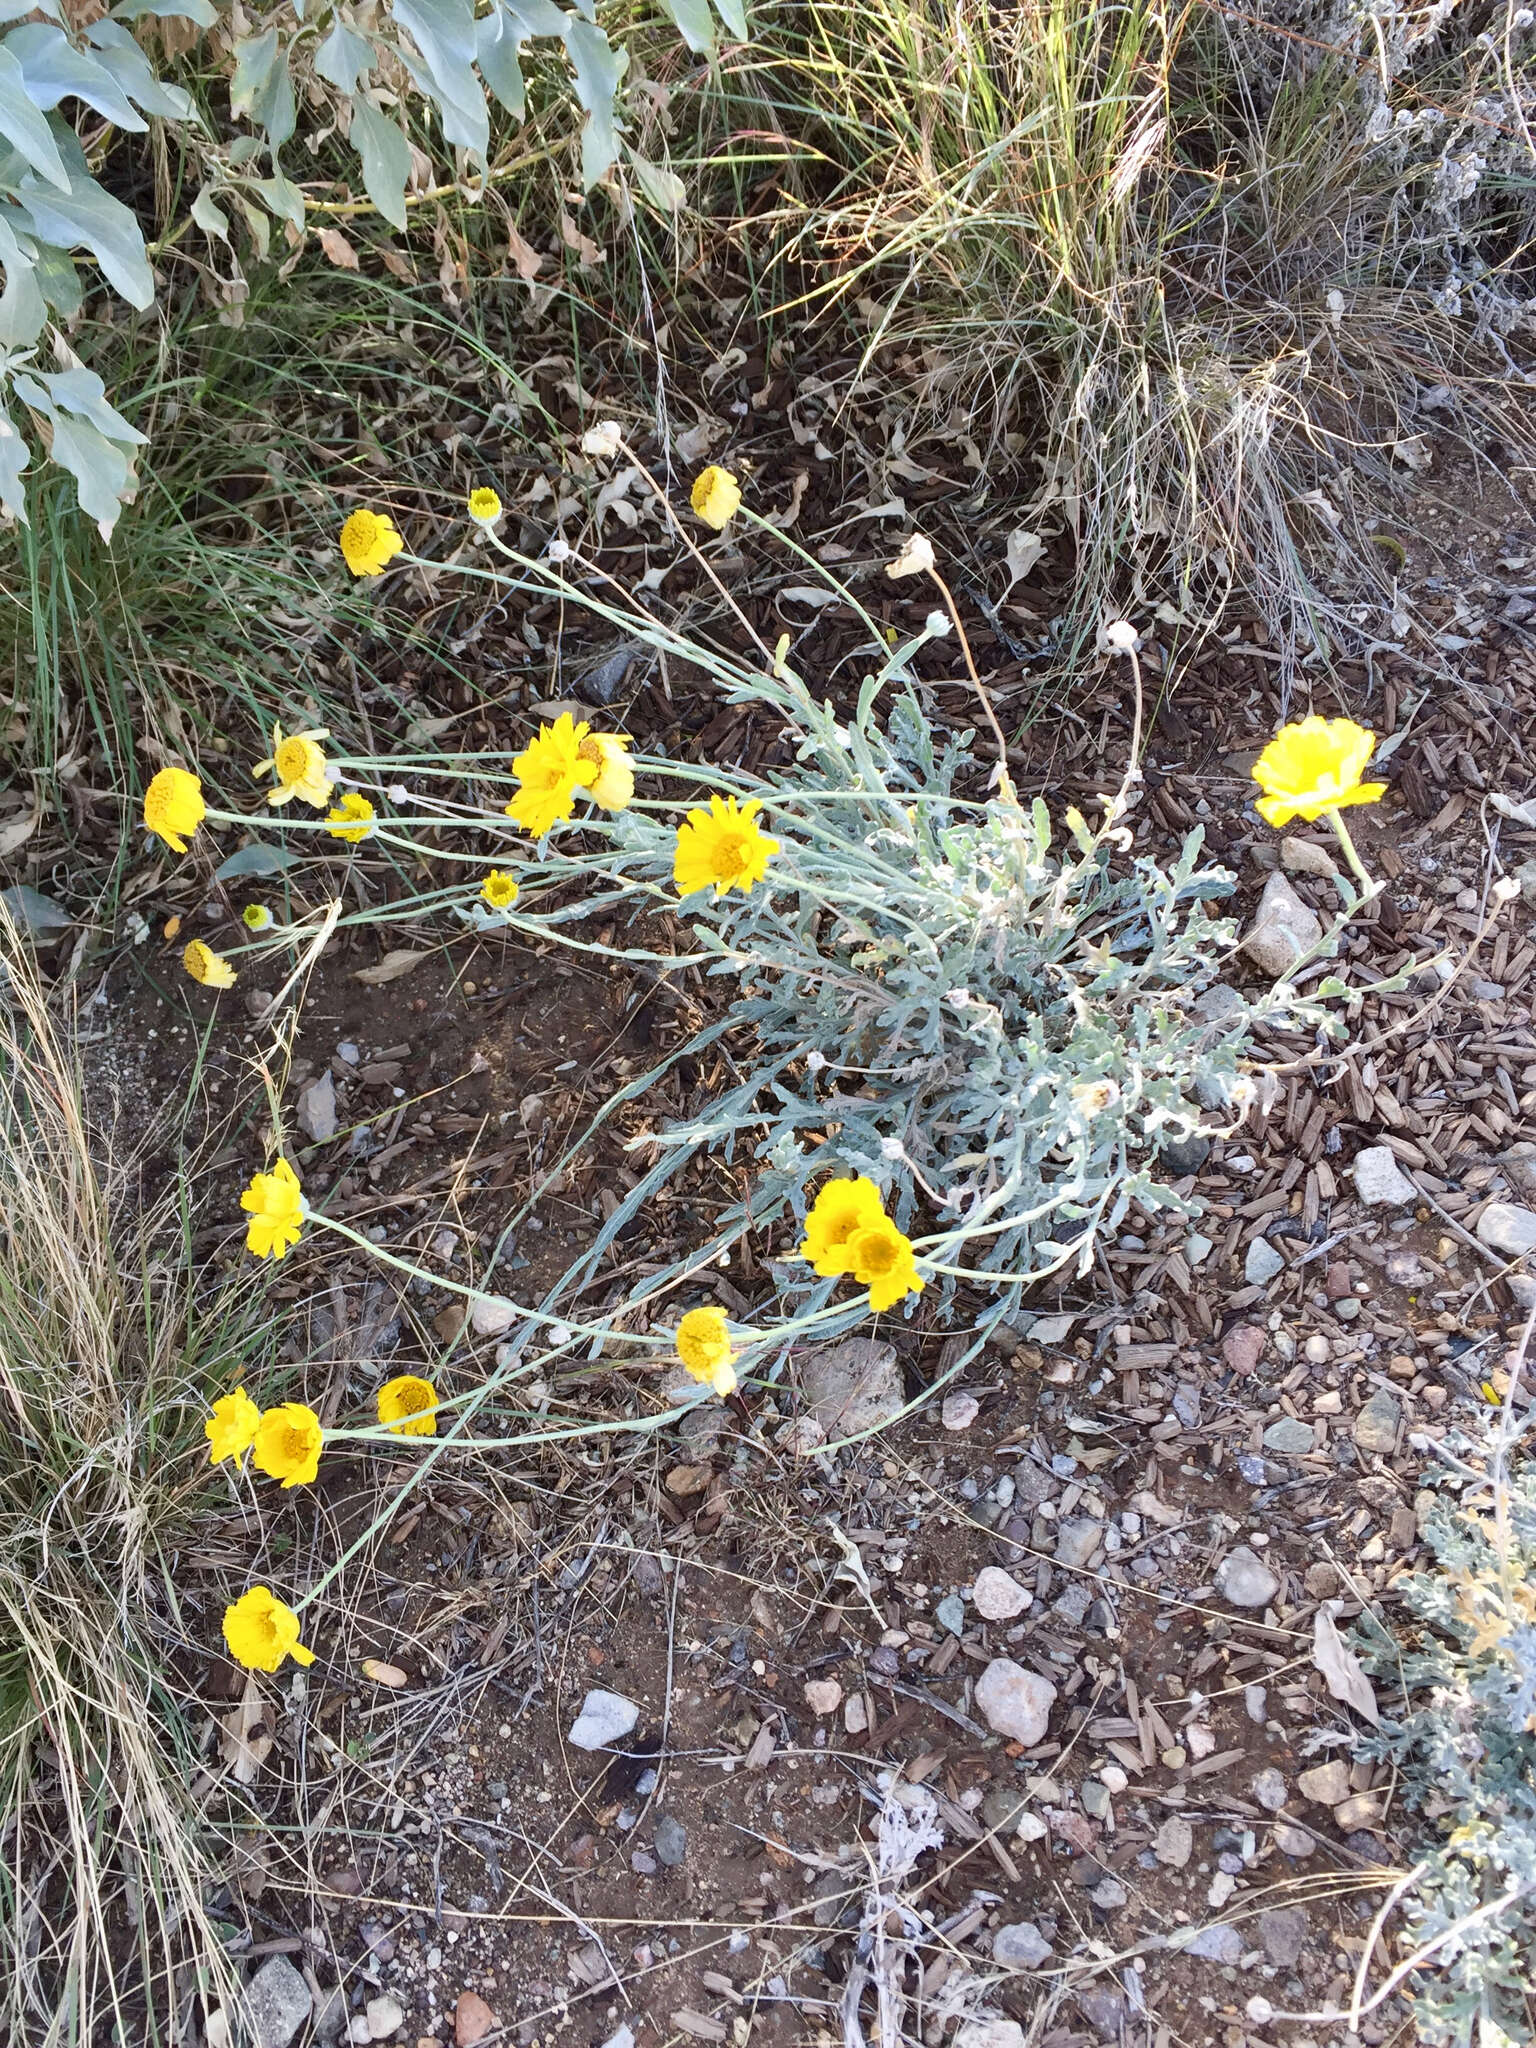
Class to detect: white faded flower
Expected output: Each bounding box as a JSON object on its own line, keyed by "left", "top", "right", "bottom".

{"left": 924, "top": 609, "right": 952, "bottom": 638}
{"left": 880, "top": 1136, "right": 905, "bottom": 1160}
{"left": 581, "top": 420, "right": 623, "bottom": 459}
{"left": 1100, "top": 619, "right": 1140, "bottom": 654}
{"left": 386, "top": 783, "right": 410, "bottom": 803}
{"left": 547, "top": 537, "right": 572, "bottom": 564}
{"left": 1492, "top": 875, "right": 1521, "bottom": 902}
{"left": 1071, "top": 1078, "right": 1120, "bottom": 1117}
{"left": 885, "top": 533, "right": 936, "bottom": 580}
{"left": 805, "top": 1049, "right": 828, "bottom": 1072}
{"left": 545, "top": 1321, "right": 573, "bottom": 1348}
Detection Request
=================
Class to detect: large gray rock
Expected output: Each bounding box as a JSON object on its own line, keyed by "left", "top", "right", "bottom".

{"left": 1352, "top": 1145, "right": 1416, "bottom": 1207}
{"left": 1215, "top": 1546, "right": 1279, "bottom": 1609}
{"left": 1258, "top": 1906, "right": 1309, "bottom": 1967}
{"left": 973, "top": 1567, "right": 1031, "bottom": 1621}
{"left": 799, "top": 1337, "right": 904, "bottom": 1436}
{"left": 568, "top": 1689, "right": 640, "bottom": 1751}
{"left": 245, "top": 1955, "right": 313, "bottom": 2048}
{"left": 1245, "top": 872, "right": 1323, "bottom": 978}
{"left": 297, "top": 1069, "right": 338, "bottom": 1143}
{"left": 1184, "top": 1923, "right": 1242, "bottom": 1963}
{"left": 975, "top": 1659, "right": 1056, "bottom": 1746}
{"left": 1475, "top": 1202, "right": 1536, "bottom": 1259}
{"left": 992, "top": 1920, "right": 1053, "bottom": 1968}
{"left": 1354, "top": 1390, "right": 1401, "bottom": 1456}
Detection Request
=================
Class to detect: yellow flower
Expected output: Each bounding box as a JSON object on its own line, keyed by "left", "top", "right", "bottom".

{"left": 846, "top": 1215, "right": 925, "bottom": 1312}
{"left": 481, "top": 870, "right": 519, "bottom": 910}
{"left": 676, "top": 1306, "right": 736, "bottom": 1398}
{"left": 378, "top": 1373, "right": 438, "bottom": 1436}
{"left": 1250, "top": 716, "right": 1386, "bottom": 827}
{"left": 243, "top": 904, "right": 273, "bottom": 931}
{"left": 690, "top": 465, "right": 742, "bottom": 531}
{"left": 251, "top": 1402, "right": 324, "bottom": 1487}
{"left": 674, "top": 793, "right": 779, "bottom": 899}
{"left": 576, "top": 732, "right": 634, "bottom": 812}
{"left": 326, "top": 791, "right": 376, "bottom": 842}
{"left": 505, "top": 713, "right": 598, "bottom": 838}
{"left": 799, "top": 1175, "right": 886, "bottom": 1277}
{"left": 255, "top": 723, "right": 334, "bottom": 810}
{"left": 143, "top": 766, "right": 205, "bottom": 854}
{"left": 205, "top": 1388, "right": 261, "bottom": 1465}
{"left": 467, "top": 487, "right": 503, "bottom": 526}
{"left": 339, "top": 508, "right": 404, "bottom": 577}
{"left": 240, "top": 1156, "right": 306, "bottom": 1261}
{"left": 223, "top": 1585, "right": 315, "bottom": 1672}
{"left": 183, "top": 940, "right": 236, "bottom": 988}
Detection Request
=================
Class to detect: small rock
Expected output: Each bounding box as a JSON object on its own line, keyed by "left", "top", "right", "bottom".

{"left": 469, "top": 1295, "right": 517, "bottom": 1337}
{"left": 1185, "top": 1230, "right": 1215, "bottom": 1265}
{"left": 1282, "top": 836, "right": 1337, "bottom": 878}
{"left": 1305, "top": 1560, "right": 1340, "bottom": 1598}
{"left": 975, "top": 1659, "right": 1057, "bottom": 1746}
{"left": 297, "top": 1070, "right": 338, "bottom": 1143}
{"left": 314, "top": 1989, "right": 349, "bottom": 2042}
{"left": 973, "top": 1566, "right": 1031, "bottom": 1621}
{"left": 1215, "top": 1546, "right": 1280, "bottom": 1609}
{"left": 1351, "top": 1145, "right": 1417, "bottom": 1207}
{"left": 1081, "top": 1779, "right": 1112, "bottom": 1820}
{"left": 1054, "top": 1517, "right": 1102, "bottom": 1569}
{"left": 366, "top": 1996, "right": 405, "bottom": 2042}
{"left": 1154, "top": 1815, "right": 1193, "bottom": 1868}
{"left": 1172, "top": 1383, "right": 1202, "bottom": 1428}
{"left": 803, "top": 1679, "right": 842, "bottom": 1715}
{"left": 1297, "top": 1759, "right": 1351, "bottom": 1805}
{"left": 1274, "top": 1823, "right": 1316, "bottom": 1858}
{"left": 956, "top": 2026, "right": 1027, "bottom": 2048}
{"left": 1262, "top": 1417, "right": 1315, "bottom": 1455}
{"left": 1222, "top": 1325, "right": 1265, "bottom": 1375}
{"left": 453, "top": 1993, "right": 498, "bottom": 2048}
{"left": 1074, "top": 1988, "right": 1126, "bottom": 2042}
{"left": 1089, "top": 1876, "right": 1127, "bottom": 1911}
{"left": 1015, "top": 1812, "right": 1048, "bottom": 1843}
{"left": 654, "top": 1815, "right": 688, "bottom": 1867}
{"left": 1245, "top": 872, "right": 1323, "bottom": 977}
{"left": 1384, "top": 1249, "right": 1426, "bottom": 1288}
{"left": 799, "top": 1337, "right": 904, "bottom": 1435}
{"left": 1354, "top": 1390, "right": 1402, "bottom": 1456}
{"left": 568, "top": 1689, "right": 640, "bottom": 1751}
{"left": 1335, "top": 1296, "right": 1362, "bottom": 1321}
{"left": 1334, "top": 1792, "right": 1383, "bottom": 1830}
{"left": 1475, "top": 1202, "right": 1536, "bottom": 1259}
{"left": 1258, "top": 1906, "right": 1309, "bottom": 1968}
{"left": 1244, "top": 1237, "right": 1284, "bottom": 1285}
{"left": 936, "top": 1593, "right": 967, "bottom": 1636}
{"left": 1024, "top": 1313, "right": 1075, "bottom": 1344}
{"left": 980, "top": 1783, "right": 1028, "bottom": 1833}
{"left": 1251, "top": 1768, "right": 1287, "bottom": 1812}
{"left": 1324, "top": 1259, "right": 1353, "bottom": 1299}
{"left": 1184, "top": 1923, "right": 1243, "bottom": 1963}
{"left": 941, "top": 1389, "right": 980, "bottom": 1431}
{"left": 1159, "top": 1132, "right": 1211, "bottom": 1176}
{"left": 245, "top": 1956, "right": 313, "bottom": 2048}
{"left": 992, "top": 1920, "right": 1053, "bottom": 1968}
{"left": 1303, "top": 1333, "right": 1332, "bottom": 1364}
{"left": 348, "top": 2020, "right": 372, "bottom": 2046}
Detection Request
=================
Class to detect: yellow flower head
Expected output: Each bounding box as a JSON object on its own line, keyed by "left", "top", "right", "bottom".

{"left": 505, "top": 713, "right": 598, "bottom": 838}
{"left": 377, "top": 1373, "right": 438, "bottom": 1436}
{"left": 467, "top": 487, "right": 503, "bottom": 526}
{"left": 690, "top": 465, "right": 742, "bottom": 531}
{"left": 252, "top": 1402, "right": 324, "bottom": 1488}
{"left": 1250, "top": 716, "right": 1386, "bottom": 828}
{"left": 799, "top": 1175, "right": 886, "bottom": 1277}
{"left": 243, "top": 904, "right": 273, "bottom": 932}
{"left": 339, "top": 508, "right": 404, "bottom": 578}
{"left": 576, "top": 732, "right": 634, "bottom": 813}
{"left": 256, "top": 724, "right": 334, "bottom": 810}
{"left": 205, "top": 1388, "right": 261, "bottom": 1465}
{"left": 676, "top": 1306, "right": 736, "bottom": 1398}
{"left": 143, "top": 766, "right": 205, "bottom": 855}
{"left": 846, "top": 1215, "right": 925, "bottom": 1313}
{"left": 240, "top": 1156, "right": 306, "bottom": 1261}
{"left": 223, "top": 1585, "right": 315, "bottom": 1672}
{"left": 674, "top": 793, "right": 779, "bottom": 899}
{"left": 481, "top": 870, "right": 519, "bottom": 910}
{"left": 183, "top": 940, "right": 236, "bottom": 989}
{"left": 326, "top": 791, "right": 377, "bottom": 842}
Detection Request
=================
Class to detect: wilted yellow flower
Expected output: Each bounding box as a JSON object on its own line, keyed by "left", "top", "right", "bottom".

{"left": 242, "top": 904, "right": 273, "bottom": 931}
{"left": 377, "top": 1373, "right": 438, "bottom": 1436}
{"left": 326, "top": 791, "right": 376, "bottom": 842}
{"left": 467, "top": 487, "right": 503, "bottom": 526}
{"left": 255, "top": 723, "right": 334, "bottom": 809}
{"left": 481, "top": 870, "right": 519, "bottom": 910}
{"left": 143, "top": 766, "right": 205, "bottom": 854}
{"left": 885, "top": 533, "right": 936, "bottom": 579}
{"left": 846, "top": 1215, "right": 925, "bottom": 1312}
{"left": 252, "top": 1402, "right": 324, "bottom": 1487}
{"left": 690, "top": 465, "right": 741, "bottom": 531}
{"left": 581, "top": 420, "right": 623, "bottom": 459}
{"left": 1071, "top": 1078, "right": 1119, "bottom": 1118}
{"left": 240, "top": 1156, "right": 305, "bottom": 1261}
{"left": 1250, "top": 716, "right": 1386, "bottom": 827}
{"left": 223, "top": 1585, "right": 315, "bottom": 1671}
{"left": 205, "top": 1388, "right": 261, "bottom": 1465}
{"left": 799, "top": 1176, "right": 886, "bottom": 1277}
{"left": 576, "top": 732, "right": 634, "bottom": 812}
{"left": 339, "top": 508, "right": 404, "bottom": 577}
{"left": 674, "top": 793, "right": 778, "bottom": 899}
{"left": 676, "top": 1306, "right": 736, "bottom": 1397}
{"left": 505, "top": 713, "right": 598, "bottom": 838}
{"left": 183, "top": 940, "right": 236, "bottom": 988}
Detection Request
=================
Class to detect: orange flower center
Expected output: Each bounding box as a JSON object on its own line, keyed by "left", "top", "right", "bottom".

{"left": 711, "top": 833, "right": 750, "bottom": 881}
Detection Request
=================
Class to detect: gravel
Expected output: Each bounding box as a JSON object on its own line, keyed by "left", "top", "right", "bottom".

{"left": 799, "top": 1336, "right": 904, "bottom": 1434}
{"left": 1244, "top": 1237, "right": 1285, "bottom": 1285}
{"left": 654, "top": 1815, "right": 688, "bottom": 1867}
{"left": 1183, "top": 1923, "right": 1243, "bottom": 1963}
{"left": 1354, "top": 1390, "right": 1402, "bottom": 1455}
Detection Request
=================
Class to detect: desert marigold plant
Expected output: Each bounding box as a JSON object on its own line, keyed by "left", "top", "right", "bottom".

{"left": 240, "top": 1159, "right": 306, "bottom": 1261}
{"left": 223, "top": 1586, "right": 314, "bottom": 1671}
{"left": 256, "top": 724, "right": 334, "bottom": 810}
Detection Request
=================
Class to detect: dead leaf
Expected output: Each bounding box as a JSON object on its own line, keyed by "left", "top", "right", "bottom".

{"left": 0, "top": 803, "right": 37, "bottom": 857}
{"left": 316, "top": 226, "right": 360, "bottom": 270}
{"left": 219, "top": 1672, "right": 273, "bottom": 1784}
{"left": 353, "top": 949, "right": 429, "bottom": 985}
{"left": 559, "top": 212, "right": 606, "bottom": 267}
{"left": 1003, "top": 528, "right": 1045, "bottom": 589}
{"left": 1312, "top": 1604, "right": 1379, "bottom": 1725}
{"left": 1491, "top": 793, "right": 1536, "bottom": 828}
{"left": 361, "top": 1658, "right": 409, "bottom": 1688}
{"left": 380, "top": 247, "right": 416, "bottom": 283}
{"left": 504, "top": 225, "right": 544, "bottom": 282}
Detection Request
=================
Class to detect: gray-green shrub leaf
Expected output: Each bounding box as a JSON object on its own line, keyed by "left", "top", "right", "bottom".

{"left": 562, "top": 15, "right": 624, "bottom": 188}
{"left": 214, "top": 843, "right": 303, "bottom": 880}
{"left": 475, "top": 4, "right": 528, "bottom": 120}
{"left": 0, "top": 406, "right": 28, "bottom": 523}
{"left": 315, "top": 19, "right": 375, "bottom": 94}
{"left": 0, "top": 216, "right": 43, "bottom": 344}
{"left": 1, "top": 884, "right": 69, "bottom": 931}
{"left": 228, "top": 27, "right": 279, "bottom": 120}
{"left": 0, "top": 48, "right": 68, "bottom": 189}
{"left": 392, "top": 0, "right": 488, "bottom": 158}
{"left": 110, "top": 0, "right": 216, "bottom": 25}
{"left": 86, "top": 21, "right": 194, "bottom": 120}
{"left": 13, "top": 159, "right": 152, "bottom": 306}
{"left": 5, "top": 25, "right": 145, "bottom": 129}
{"left": 348, "top": 94, "right": 410, "bottom": 231}
{"left": 653, "top": 0, "right": 716, "bottom": 56}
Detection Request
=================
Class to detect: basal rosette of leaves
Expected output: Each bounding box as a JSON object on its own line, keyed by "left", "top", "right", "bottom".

{"left": 0, "top": 0, "right": 734, "bottom": 532}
